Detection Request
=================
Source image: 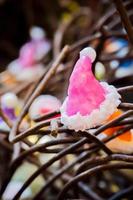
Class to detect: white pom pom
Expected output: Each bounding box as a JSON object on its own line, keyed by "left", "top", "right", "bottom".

{"left": 1, "top": 93, "right": 18, "bottom": 108}
{"left": 80, "top": 47, "right": 96, "bottom": 63}
{"left": 30, "top": 26, "right": 45, "bottom": 40}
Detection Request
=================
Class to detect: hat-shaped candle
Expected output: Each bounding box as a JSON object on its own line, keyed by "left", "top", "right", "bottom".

{"left": 60, "top": 47, "right": 121, "bottom": 131}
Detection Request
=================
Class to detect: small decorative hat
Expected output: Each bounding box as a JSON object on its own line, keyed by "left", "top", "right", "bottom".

{"left": 7, "top": 26, "right": 51, "bottom": 81}
{"left": 60, "top": 47, "right": 121, "bottom": 131}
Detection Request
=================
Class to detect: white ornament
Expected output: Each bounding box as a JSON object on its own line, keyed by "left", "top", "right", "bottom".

{"left": 80, "top": 47, "right": 96, "bottom": 63}
{"left": 29, "top": 95, "right": 61, "bottom": 119}
{"left": 30, "top": 26, "right": 45, "bottom": 40}
{"left": 1, "top": 93, "right": 18, "bottom": 108}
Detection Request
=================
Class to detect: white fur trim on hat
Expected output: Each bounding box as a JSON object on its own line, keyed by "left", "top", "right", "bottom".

{"left": 60, "top": 82, "right": 121, "bottom": 131}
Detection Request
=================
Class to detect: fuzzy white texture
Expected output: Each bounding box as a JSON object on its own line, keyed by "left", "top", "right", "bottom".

{"left": 80, "top": 47, "right": 96, "bottom": 63}
{"left": 8, "top": 60, "right": 44, "bottom": 81}
{"left": 1, "top": 92, "right": 18, "bottom": 108}
{"left": 100, "top": 131, "right": 133, "bottom": 154}
{"left": 60, "top": 82, "right": 121, "bottom": 131}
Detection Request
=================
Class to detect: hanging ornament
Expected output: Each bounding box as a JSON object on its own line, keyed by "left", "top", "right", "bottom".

{"left": 60, "top": 47, "right": 121, "bottom": 131}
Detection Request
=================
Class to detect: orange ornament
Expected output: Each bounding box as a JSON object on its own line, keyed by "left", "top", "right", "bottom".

{"left": 104, "top": 109, "right": 132, "bottom": 142}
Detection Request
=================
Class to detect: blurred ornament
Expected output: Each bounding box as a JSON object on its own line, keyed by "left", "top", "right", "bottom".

{"left": 29, "top": 26, "right": 51, "bottom": 61}
{"left": 61, "top": 47, "right": 121, "bottom": 131}
{"left": 105, "top": 38, "right": 128, "bottom": 55}
{"left": 116, "top": 59, "right": 133, "bottom": 78}
{"left": 29, "top": 95, "right": 61, "bottom": 120}
{"left": 105, "top": 37, "right": 133, "bottom": 78}
{"left": 7, "top": 26, "right": 51, "bottom": 81}
{"left": 1, "top": 92, "right": 19, "bottom": 120}
{"left": 103, "top": 110, "right": 133, "bottom": 154}
{"left": 0, "top": 92, "right": 28, "bottom": 131}
{"left": 95, "top": 61, "right": 105, "bottom": 80}
{"left": 0, "top": 93, "right": 19, "bottom": 130}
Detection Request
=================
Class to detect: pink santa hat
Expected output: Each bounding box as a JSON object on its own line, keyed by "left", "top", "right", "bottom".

{"left": 60, "top": 47, "right": 121, "bottom": 131}
{"left": 7, "top": 27, "right": 51, "bottom": 81}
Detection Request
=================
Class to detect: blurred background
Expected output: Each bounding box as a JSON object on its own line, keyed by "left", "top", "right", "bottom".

{"left": 0, "top": 0, "right": 107, "bottom": 70}
{"left": 0, "top": 1, "right": 133, "bottom": 200}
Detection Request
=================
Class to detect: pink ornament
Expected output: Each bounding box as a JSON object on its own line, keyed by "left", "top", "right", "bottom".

{"left": 19, "top": 27, "right": 51, "bottom": 67}
{"left": 60, "top": 47, "right": 121, "bottom": 131}
{"left": 19, "top": 43, "right": 36, "bottom": 67}
{"left": 66, "top": 56, "right": 106, "bottom": 116}
{"left": 29, "top": 95, "right": 61, "bottom": 119}
{"left": 8, "top": 27, "right": 51, "bottom": 81}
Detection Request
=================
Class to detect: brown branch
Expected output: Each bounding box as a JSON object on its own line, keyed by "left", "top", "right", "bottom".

{"left": 58, "top": 162, "right": 133, "bottom": 200}
{"left": 34, "top": 110, "right": 60, "bottom": 122}
{"left": 119, "top": 102, "right": 133, "bottom": 110}
{"left": 113, "top": 0, "right": 133, "bottom": 44}
{"left": 9, "top": 45, "right": 70, "bottom": 143}
{"left": 93, "top": 110, "right": 133, "bottom": 136}
{"left": 117, "top": 85, "right": 133, "bottom": 93}
{"left": 76, "top": 154, "right": 133, "bottom": 175}
{"left": 53, "top": 8, "right": 91, "bottom": 57}
{"left": 81, "top": 131, "right": 112, "bottom": 155}
{"left": 10, "top": 138, "right": 88, "bottom": 200}
{"left": 109, "top": 185, "right": 133, "bottom": 200}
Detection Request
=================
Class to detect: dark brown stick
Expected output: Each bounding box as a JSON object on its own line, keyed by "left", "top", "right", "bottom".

{"left": 58, "top": 162, "right": 133, "bottom": 200}
{"left": 113, "top": 0, "right": 133, "bottom": 44}
{"left": 9, "top": 45, "right": 70, "bottom": 142}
